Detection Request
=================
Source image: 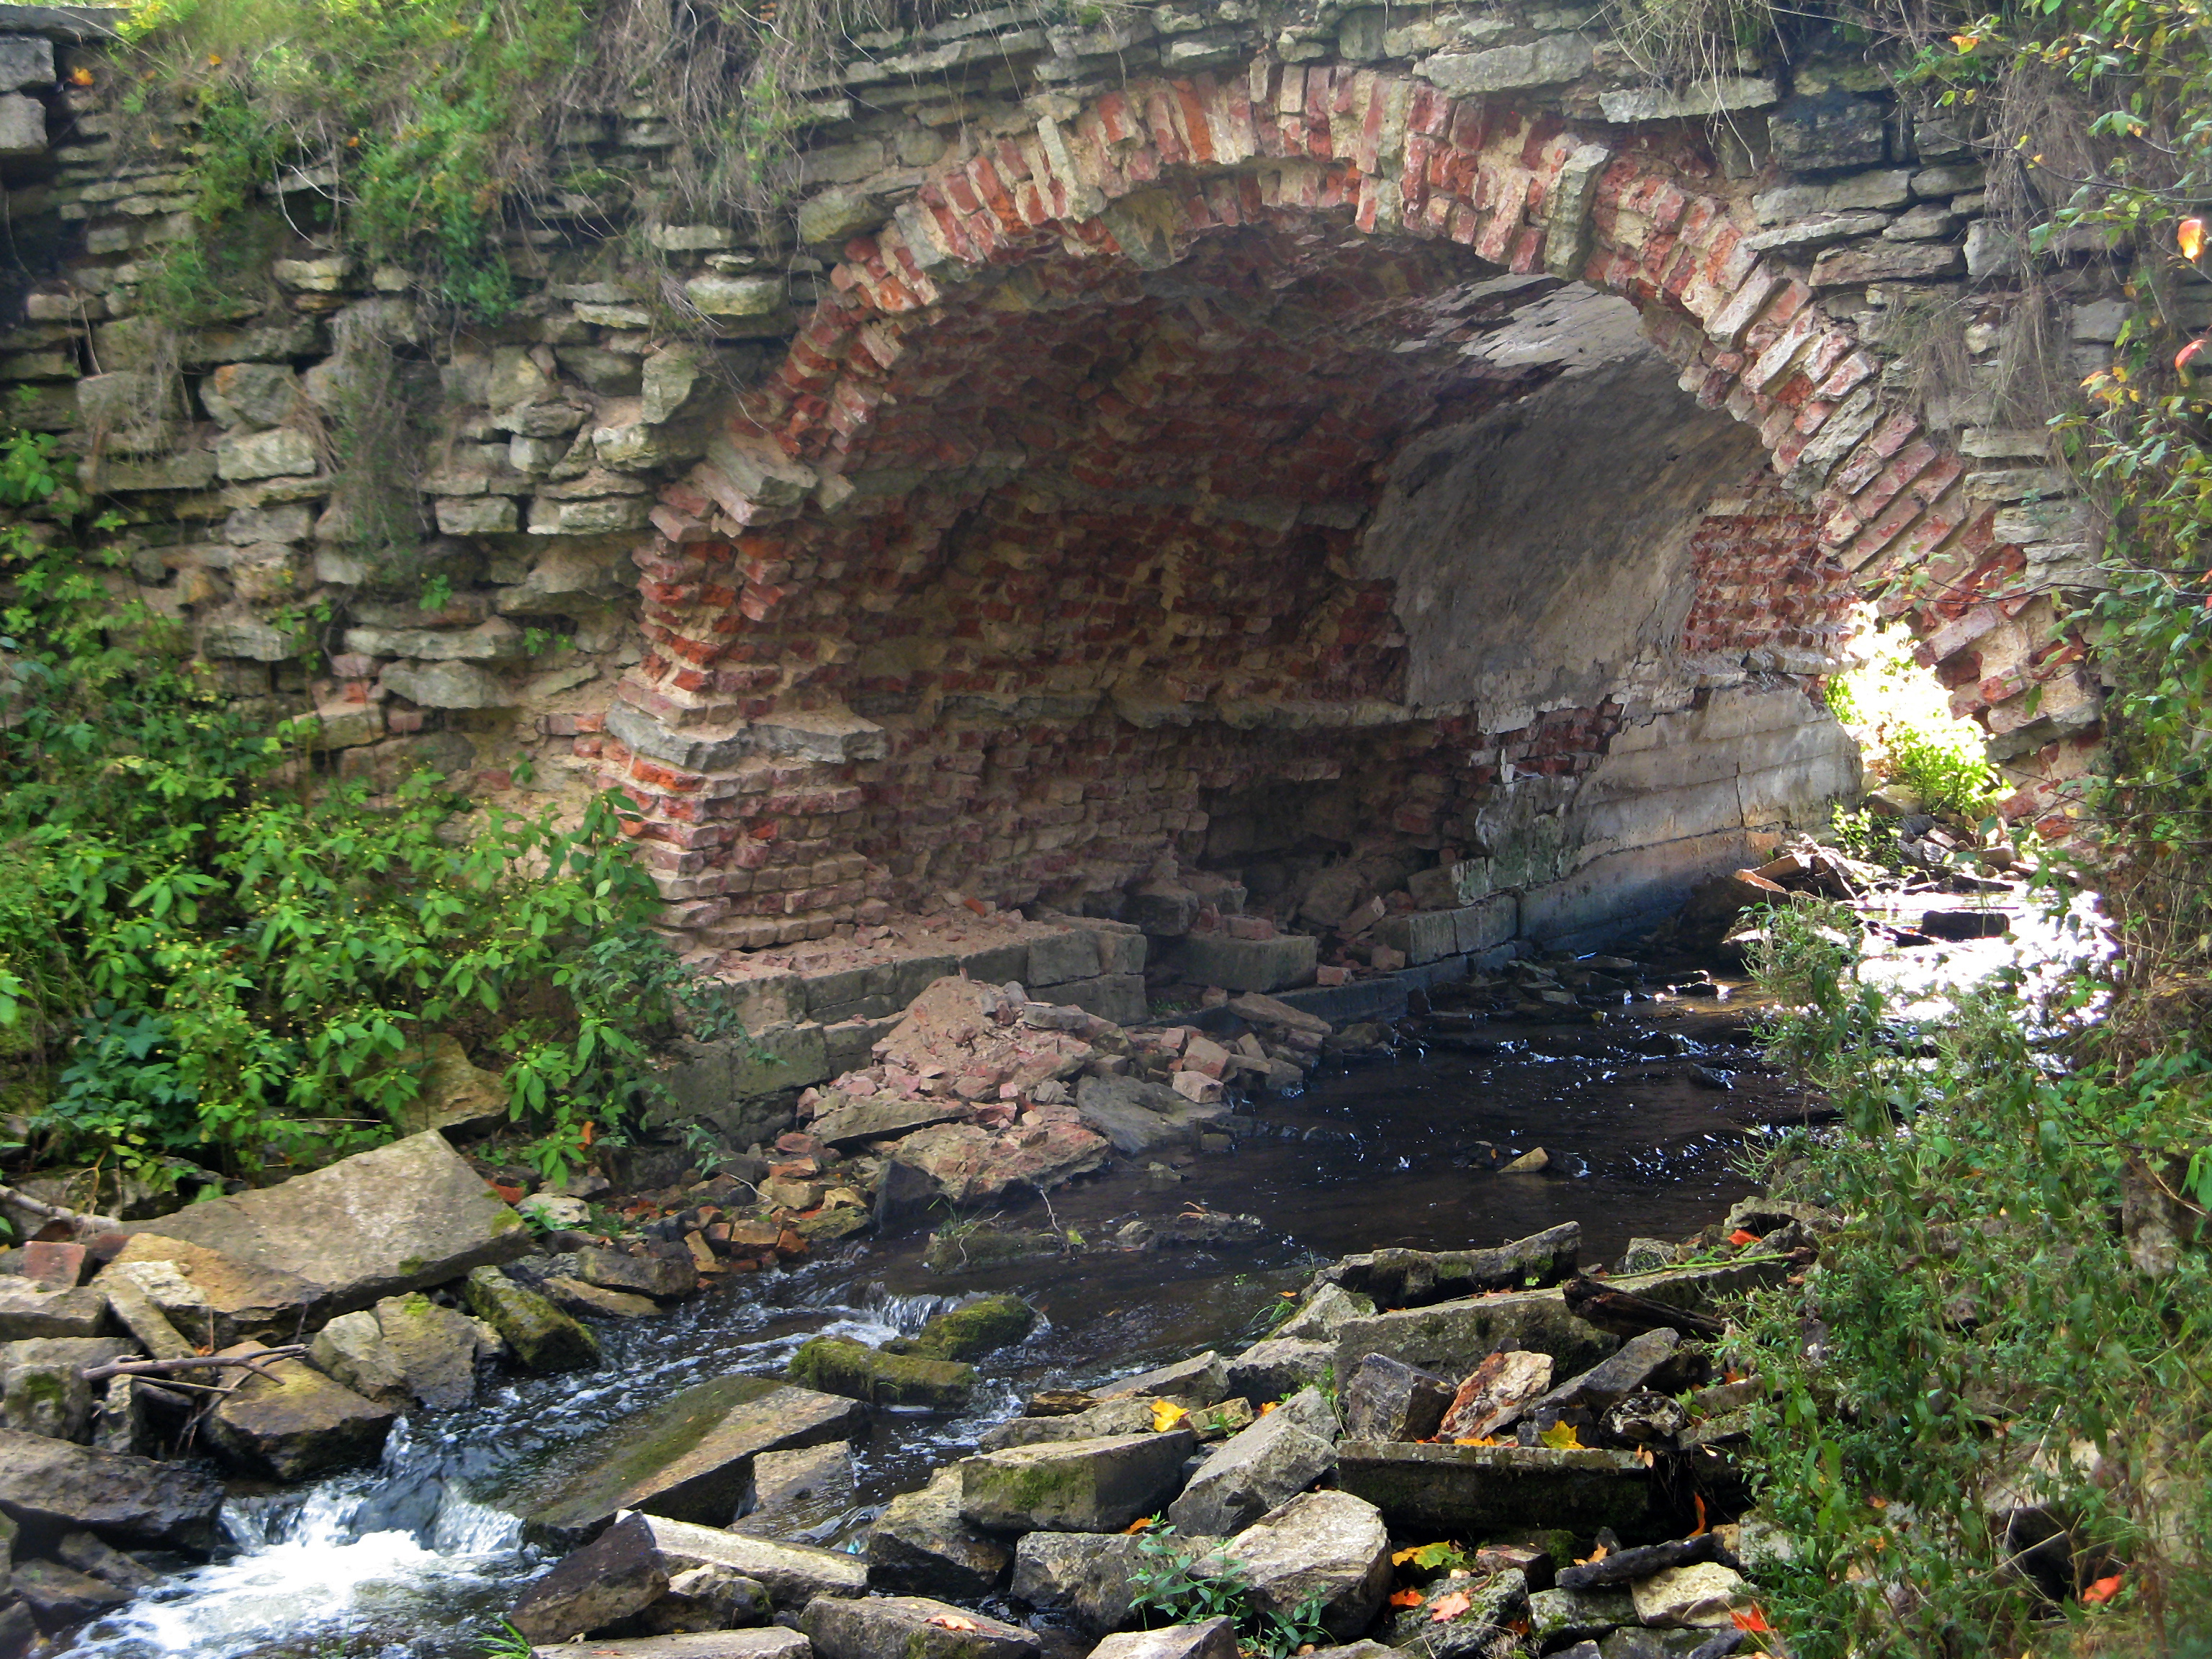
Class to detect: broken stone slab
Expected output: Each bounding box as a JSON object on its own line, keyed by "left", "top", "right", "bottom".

{"left": 1336, "top": 1442, "right": 1652, "bottom": 1534}
{"left": 1274, "top": 1283, "right": 1375, "bottom": 1342}
{"left": 787, "top": 1336, "right": 975, "bottom": 1408}
{"left": 1096, "top": 1350, "right": 1229, "bottom": 1406}
{"left": 578, "top": 1246, "right": 698, "bottom": 1301}
{"left": 118, "top": 1130, "right": 531, "bottom": 1316}
{"left": 802, "top": 1593, "right": 1039, "bottom": 1659}
{"left": 979, "top": 1396, "right": 1159, "bottom": 1452}
{"left": 1381, "top": 1567, "right": 1530, "bottom": 1659}
{"left": 310, "top": 1310, "right": 409, "bottom": 1407}
{"left": 1438, "top": 1349, "right": 1555, "bottom": 1439}
{"left": 1166, "top": 1402, "right": 1337, "bottom": 1536}
{"left": 0, "top": 1280, "right": 112, "bottom": 1341}
{"left": 1529, "top": 1328, "right": 1681, "bottom": 1418}
{"left": 732, "top": 1440, "right": 855, "bottom": 1539}
{"left": 511, "top": 1510, "right": 685, "bottom": 1642}
{"left": 891, "top": 1119, "right": 1110, "bottom": 1205}
{"left": 207, "top": 1341, "right": 398, "bottom": 1481}
{"left": 958, "top": 1430, "right": 1195, "bottom": 1533}
{"left": 1075, "top": 1074, "right": 1227, "bottom": 1157}
{"left": 516, "top": 1377, "right": 866, "bottom": 1545}
{"left": 866, "top": 1465, "right": 1012, "bottom": 1597}
{"left": 14, "top": 1557, "right": 132, "bottom": 1633}
{"left": 1220, "top": 1489, "right": 1391, "bottom": 1641}
{"left": 1528, "top": 1584, "right": 1639, "bottom": 1647}
{"left": 1340, "top": 1354, "right": 1455, "bottom": 1444}
{"left": 806, "top": 1093, "right": 963, "bottom": 1148}
{"left": 94, "top": 1268, "right": 193, "bottom": 1362}
{"left": 1087, "top": 1618, "right": 1237, "bottom": 1659}
{"left": 465, "top": 1267, "right": 601, "bottom": 1373}
{"left": 1224, "top": 994, "right": 1331, "bottom": 1035}
{"left": 1333, "top": 1285, "right": 1617, "bottom": 1387}
{"left": 1225, "top": 1338, "right": 1334, "bottom": 1401}
{"left": 101, "top": 1236, "right": 325, "bottom": 1348}
{"left": 0, "top": 1427, "right": 222, "bottom": 1552}
{"left": 1009, "top": 1530, "right": 1159, "bottom": 1632}
{"left": 545, "top": 1276, "right": 659, "bottom": 1320}
{"left": 3, "top": 1336, "right": 132, "bottom": 1442}
{"left": 1316, "top": 1223, "right": 1581, "bottom": 1307}
{"left": 1632, "top": 1563, "right": 1746, "bottom": 1628}
{"left": 523, "top": 1627, "right": 811, "bottom": 1659}
{"left": 1181, "top": 933, "right": 1318, "bottom": 994}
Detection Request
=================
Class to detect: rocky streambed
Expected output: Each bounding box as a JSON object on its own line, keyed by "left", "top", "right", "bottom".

{"left": 9, "top": 840, "right": 2070, "bottom": 1659}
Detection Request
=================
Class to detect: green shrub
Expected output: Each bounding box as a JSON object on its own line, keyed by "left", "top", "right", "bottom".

{"left": 0, "top": 428, "right": 740, "bottom": 1185}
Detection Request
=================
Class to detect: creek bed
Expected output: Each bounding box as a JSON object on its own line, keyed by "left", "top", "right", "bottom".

{"left": 60, "top": 992, "right": 1810, "bottom": 1659}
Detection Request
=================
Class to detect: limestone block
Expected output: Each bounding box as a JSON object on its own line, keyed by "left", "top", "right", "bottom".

{"left": 201, "top": 362, "right": 304, "bottom": 429}
{"left": 1598, "top": 76, "right": 1776, "bottom": 120}
{"left": 382, "top": 660, "right": 511, "bottom": 709}
{"left": 1373, "top": 909, "right": 1457, "bottom": 966}
{"left": 433, "top": 494, "right": 518, "bottom": 535}
{"left": 1809, "top": 240, "right": 1964, "bottom": 287}
{"left": 1419, "top": 35, "right": 1591, "bottom": 95}
{"left": 0, "top": 91, "right": 42, "bottom": 157}
{"left": 215, "top": 426, "right": 318, "bottom": 481}
{"left": 641, "top": 347, "right": 702, "bottom": 424}
{"left": 529, "top": 495, "right": 651, "bottom": 534}
{"left": 307, "top": 700, "right": 384, "bottom": 749}
{"left": 201, "top": 615, "right": 304, "bottom": 661}
{"left": 207, "top": 1341, "right": 397, "bottom": 1480}
{"left": 0, "top": 36, "right": 53, "bottom": 92}
{"left": 1044, "top": 973, "right": 1147, "bottom": 1025}
{"left": 90, "top": 449, "right": 218, "bottom": 492}
{"left": 958, "top": 1431, "right": 1195, "bottom": 1533}
{"left": 865, "top": 1466, "right": 1012, "bottom": 1598}
{"left": 802, "top": 1596, "right": 1037, "bottom": 1659}
{"left": 798, "top": 188, "right": 886, "bottom": 245}
{"left": 684, "top": 274, "right": 791, "bottom": 320}
{"left": 272, "top": 256, "right": 350, "bottom": 292}
{"left": 1181, "top": 932, "right": 1318, "bottom": 993}
{"left": 1218, "top": 1490, "right": 1392, "bottom": 1641}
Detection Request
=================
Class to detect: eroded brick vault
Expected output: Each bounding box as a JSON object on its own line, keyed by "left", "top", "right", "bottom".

{"left": 588, "top": 60, "right": 2084, "bottom": 957}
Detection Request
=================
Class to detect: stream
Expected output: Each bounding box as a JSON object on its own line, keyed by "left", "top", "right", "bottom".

{"left": 60, "top": 988, "right": 1822, "bottom": 1659}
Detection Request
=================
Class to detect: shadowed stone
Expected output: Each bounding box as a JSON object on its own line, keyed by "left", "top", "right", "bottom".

{"left": 958, "top": 1430, "right": 1195, "bottom": 1533}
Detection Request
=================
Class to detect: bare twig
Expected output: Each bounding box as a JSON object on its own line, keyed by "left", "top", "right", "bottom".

{"left": 0, "top": 1181, "right": 124, "bottom": 1235}
{"left": 81, "top": 1346, "right": 310, "bottom": 1383}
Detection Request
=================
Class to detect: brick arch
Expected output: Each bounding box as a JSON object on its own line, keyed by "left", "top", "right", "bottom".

{"left": 608, "top": 60, "right": 2081, "bottom": 943}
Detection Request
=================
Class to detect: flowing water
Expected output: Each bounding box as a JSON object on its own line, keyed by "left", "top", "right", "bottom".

{"left": 61, "top": 987, "right": 1825, "bottom": 1659}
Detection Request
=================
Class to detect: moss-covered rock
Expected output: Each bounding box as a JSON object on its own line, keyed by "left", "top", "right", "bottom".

{"left": 207, "top": 1342, "right": 397, "bottom": 1480}
{"left": 786, "top": 1336, "right": 974, "bottom": 1409}
{"left": 464, "top": 1266, "right": 600, "bottom": 1372}
{"left": 889, "top": 1294, "right": 1036, "bottom": 1362}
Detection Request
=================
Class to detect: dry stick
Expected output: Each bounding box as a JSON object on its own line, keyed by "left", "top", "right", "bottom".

{"left": 0, "top": 1181, "right": 125, "bottom": 1235}
{"left": 81, "top": 1346, "right": 310, "bottom": 1384}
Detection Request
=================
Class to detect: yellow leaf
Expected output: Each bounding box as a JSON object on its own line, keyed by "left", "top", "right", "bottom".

{"left": 2182, "top": 217, "right": 2208, "bottom": 261}
{"left": 1539, "top": 1421, "right": 1584, "bottom": 1449}
{"left": 1151, "top": 1401, "right": 1187, "bottom": 1432}
{"left": 1949, "top": 32, "right": 1978, "bottom": 49}
{"left": 1452, "top": 1435, "right": 1501, "bottom": 1446}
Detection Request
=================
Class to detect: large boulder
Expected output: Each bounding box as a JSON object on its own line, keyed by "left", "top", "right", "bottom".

{"left": 0, "top": 1427, "right": 223, "bottom": 1551}
{"left": 732, "top": 1441, "right": 855, "bottom": 1539}
{"left": 889, "top": 1120, "right": 1110, "bottom": 1205}
{"left": 465, "top": 1267, "right": 601, "bottom": 1372}
{"left": 510, "top": 1511, "right": 773, "bottom": 1643}
{"left": 1335, "top": 1442, "right": 1652, "bottom": 1534}
{"left": 787, "top": 1336, "right": 974, "bottom": 1409}
{"left": 372, "top": 1291, "right": 482, "bottom": 1410}
{"left": 959, "top": 1430, "right": 1195, "bottom": 1534}
{"left": 207, "top": 1341, "right": 398, "bottom": 1480}
{"left": 517, "top": 1377, "right": 865, "bottom": 1545}
{"left": 866, "top": 1467, "right": 1013, "bottom": 1597}
{"left": 1219, "top": 1491, "right": 1392, "bottom": 1641}
{"left": 1341, "top": 1354, "right": 1455, "bottom": 1443}
{"left": 117, "top": 1130, "right": 530, "bottom": 1316}
{"left": 99, "top": 1238, "right": 326, "bottom": 1347}
{"left": 802, "top": 1594, "right": 1038, "bottom": 1659}
{"left": 1074, "top": 1074, "right": 1226, "bottom": 1157}
{"left": 1167, "top": 1405, "right": 1338, "bottom": 1537}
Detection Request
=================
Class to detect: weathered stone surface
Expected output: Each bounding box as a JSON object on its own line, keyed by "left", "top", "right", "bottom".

{"left": 804, "top": 1596, "right": 1038, "bottom": 1659}
{"left": 309, "top": 1309, "right": 410, "bottom": 1407}
{"left": 1341, "top": 1354, "right": 1455, "bottom": 1444}
{"left": 207, "top": 1341, "right": 398, "bottom": 1480}
{"left": 578, "top": 1246, "right": 698, "bottom": 1301}
{"left": 523, "top": 1636, "right": 806, "bottom": 1659}
{"left": 1334, "top": 1286, "right": 1619, "bottom": 1385}
{"left": 867, "top": 1466, "right": 1012, "bottom": 1597}
{"left": 101, "top": 1238, "right": 324, "bottom": 1347}
{"left": 1809, "top": 240, "right": 1966, "bottom": 287}
{"left": 518, "top": 1377, "right": 866, "bottom": 1544}
{"left": 14, "top": 1557, "right": 132, "bottom": 1632}
{"left": 1087, "top": 1619, "right": 1237, "bottom": 1659}
{"left": 1226, "top": 1338, "right": 1334, "bottom": 1402}
{"left": 1168, "top": 1403, "right": 1337, "bottom": 1536}
{"left": 511, "top": 1510, "right": 676, "bottom": 1642}
{"left": 788, "top": 1336, "right": 975, "bottom": 1408}
{"left": 120, "top": 1130, "right": 530, "bottom": 1316}
{"left": 1439, "top": 1349, "right": 1555, "bottom": 1440}
{"left": 1631, "top": 1563, "right": 1745, "bottom": 1628}
{"left": 202, "top": 362, "right": 302, "bottom": 429}
{"left": 1076, "top": 1074, "right": 1226, "bottom": 1156}
{"left": 466, "top": 1267, "right": 601, "bottom": 1373}
{"left": 0, "top": 1280, "right": 111, "bottom": 1341}
{"left": 1180, "top": 933, "right": 1318, "bottom": 993}
{"left": 544, "top": 1276, "right": 659, "bottom": 1320}
{"left": 374, "top": 1291, "right": 482, "bottom": 1410}
{"left": 3, "top": 1337, "right": 130, "bottom": 1442}
{"left": 980, "top": 1396, "right": 1158, "bottom": 1452}
{"left": 0, "top": 1426, "right": 222, "bottom": 1552}
{"left": 959, "top": 1430, "right": 1195, "bottom": 1533}
{"left": 890, "top": 1119, "right": 1110, "bottom": 1205}
{"left": 1220, "top": 1490, "right": 1392, "bottom": 1640}
{"left": 1097, "top": 1351, "right": 1229, "bottom": 1406}
{"left": 1008, "top": 1530, "right": 1157, "bottom": 1632}
{"left": 1336, "top": 1442, "right": 1652, "bottom": 1534}
{"left": 1527, "top": 1585, "right": 1638, "bottom": 1647}
{"left": 215, "top": 426, "right": 318, "bottom": 480}
{"left": 1420, "top": 35, "right": 1591, "bottom": 95}
{"left": 733, "top": 1439, "right": 855, "bottom": 1539}
{"left": 1531, "top": 1328, "right": 1680, "bottom": 1416}
{"left": 806, "top": 1093, "right": 962, "bottom": 1147}
{"left": 1275, "top": 1283, "right": 1375, "bottom": 1343}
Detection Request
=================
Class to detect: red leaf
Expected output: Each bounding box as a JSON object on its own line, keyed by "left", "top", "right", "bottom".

{"left": 1388, "top": 1589, "right": 1424, "bottom": 1608}
{"left": 2082, "top": 1573, "right": 2124, "bottom": 1606}
{"left": 1731, "top": 1606, "right": 1773, "bottom": 1634}
{"left": 1728, "top": 1229, "right": 1761, "bottom": 1246}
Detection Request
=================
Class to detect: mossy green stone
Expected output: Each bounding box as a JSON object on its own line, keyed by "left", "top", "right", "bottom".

{"left": 463, "top": 1266, "right": 599, "bottom": 1372}
{"left": 889, "top": 1294, "right": 1036, "bottom": 1362}
{"left": 787, "top": 1336, "right": 975, "bottom": 1408}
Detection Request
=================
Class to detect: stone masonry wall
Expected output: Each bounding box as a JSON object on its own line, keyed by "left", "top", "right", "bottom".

{"left": 0, "top": 0, "right": 2130, "bottom": 993}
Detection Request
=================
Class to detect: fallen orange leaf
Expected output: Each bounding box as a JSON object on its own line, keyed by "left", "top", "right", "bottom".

{"left": 1259, "top": 1401, "right": 1279, "bottom": 1416}
{"left": 2082, "top": 1573, "right": 2125, "bottom": 1605}
{"left": 1691, "top": 1493, "right": 1708, "bottom": 1537}
{"left": 1452, "top": 1435, "right": 1502, "bottom": 1446}
{"left": 1429, "top": 1591, "right": 1473, "bottom": 1622}
{"left": 1728, "top": 1228, "right": 1761, "bottom": 1246}
{"left": 1388, "top": 1589, "right": 1424, "bottom": 1608}
{"left": 929, "top": 1616, "right": 979, "bottom": 1631}
{"left": 1731, "top": 1606, "right": 1772, "bottom": 1634}
{"left": 1576, "top": 1543, "right": 1610, "bottom": 1566}
{"left": 1121, "top": 1515, "right": 1159, "bottom": 1535}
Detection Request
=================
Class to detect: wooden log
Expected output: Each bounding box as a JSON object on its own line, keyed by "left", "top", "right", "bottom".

{"left": 1560, "top": 1275, "right": 1727, "bottom": 1340}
